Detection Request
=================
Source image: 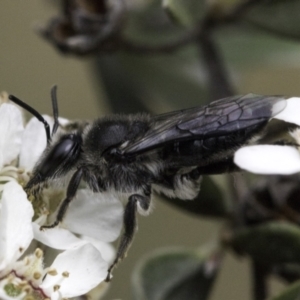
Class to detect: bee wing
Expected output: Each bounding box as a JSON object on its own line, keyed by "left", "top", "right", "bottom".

{"left": 122, "top": 94, "right": 287, "bottom": 154}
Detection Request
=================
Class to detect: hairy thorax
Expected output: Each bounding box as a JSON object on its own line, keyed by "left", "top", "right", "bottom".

{"left": 82, "top": 152, "right": 163, "bottom": 194}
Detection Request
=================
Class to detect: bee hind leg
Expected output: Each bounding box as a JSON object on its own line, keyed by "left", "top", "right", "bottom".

{"left": 105, "top": 188, "right": 151, "bottom": 281}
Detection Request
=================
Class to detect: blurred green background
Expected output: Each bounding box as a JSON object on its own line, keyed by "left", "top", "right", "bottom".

{"left": 1, "top": 1, "right": 300, "bottom": 299}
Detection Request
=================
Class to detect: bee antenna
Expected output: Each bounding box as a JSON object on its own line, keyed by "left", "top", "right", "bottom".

{"left": 51, "top": 85, "right": 59, "bottom": 135}
{"left": 8, "top": 94, "right": 51, "bottom": 143}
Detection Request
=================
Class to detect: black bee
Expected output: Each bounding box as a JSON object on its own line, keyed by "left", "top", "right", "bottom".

{"left": 9, "top": 87, "right": 286, "bottom": 280}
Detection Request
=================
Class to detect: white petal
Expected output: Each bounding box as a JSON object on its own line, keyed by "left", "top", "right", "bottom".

{"left": 19, "top": 116, "right": 70, "bottom": 171}
{"left": 0, "top": 104, "right": 24, "bottom": 169}
{"left": 58, "top": 117, "right": 69, "bottom": 126}
{"left": 40, "top": 244, "right": 107, "bottom": 298}
{"left": 274, "top": 97, "right": 300, "bottom": 126}
{"left": 32, "top": 222, "right": 86, "bottom": 250}
{"left": 0, "top": 152, "right": 3, "bottom": 172}
{"left": 19, "top": 116, "right": 52, "bottom": 171}
{"left": 82, "top": 236, "right": 115, "bottom": 263}
{"left": 50, "top": 291, "right": 61, "bottom": 300}
{"left": 0, "top": 182, "right": 33, "bottom": 271}
{"left": 234, "top": 145, "right": 300, "bottom": 174}
{"left": 63, "top": 190, "right": 123, "bottom": 242}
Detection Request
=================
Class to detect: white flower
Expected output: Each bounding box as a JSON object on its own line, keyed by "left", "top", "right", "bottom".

{"left": 0, "top": 100, "right": 26, "bottom": 192}
{"left": 0, "top": 95, "right": 123, "bottom": 247}
{"left": 33, "top": 189, "right": 123, "bottom": 250}
{"left": 17, "top": 114, "right": 123, "bottom": 249}
{"left": 0, "top": 182, "right": 108, "bottom": 300}
{"left": 0, "top": 182, "right": 33, "bottom": 275}
{"left": 0, "top": 102, "right": 23, "bottom": 170}
{"left": 234, "top": 97, "right": 300, "bottom": 175}
{"left": 0, "top": 94, "right": 124, "bottom": 299}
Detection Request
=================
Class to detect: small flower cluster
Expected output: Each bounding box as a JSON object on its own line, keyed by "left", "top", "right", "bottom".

{"left": 0, "top": 93, "right": 123, "bottom": 300}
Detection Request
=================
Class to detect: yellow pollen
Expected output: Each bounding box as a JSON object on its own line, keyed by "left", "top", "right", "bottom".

{"left": 18, "top": 280, "right": 28, "bottom": 287}
{"left": 33, "top": 272, "right": 42, "bottom": 280}
{"left": 35, "top": 248, "right": 43, "bottom": 258}
{"left": 53, "top": 285, "right": 60, "bottom": 291}
{"left": 24, "top": 257, "right": 30, "bottom": 266}
{"left": 42, "top": 209, "right": 50, "bottom": 216}
{"left": 7, "top": 274, "right": 14, "bottom": 282}
{"left": 62, "top": 271, "right": 69, "bottom": 278}
{"left": 23, "top": 285, "right": 32, "bottom": 293}
{"left": 48, "top": 269, "right": 58, "bottom": 276}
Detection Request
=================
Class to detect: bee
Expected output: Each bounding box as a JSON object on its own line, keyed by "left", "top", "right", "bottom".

{"left": 9, "top": 87, "right": 287, "bottom": 280}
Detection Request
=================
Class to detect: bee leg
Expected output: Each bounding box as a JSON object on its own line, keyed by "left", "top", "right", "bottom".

{"left": 40, "top": 168, "right": 83, "bottom": 230}
{"left": 106, "top": 189, "right": 151, "bottom": 281}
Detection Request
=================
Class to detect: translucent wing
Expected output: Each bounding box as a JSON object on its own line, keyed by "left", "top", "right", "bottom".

{"left": 121, "top": 94, "right": 287, "bottom": 154}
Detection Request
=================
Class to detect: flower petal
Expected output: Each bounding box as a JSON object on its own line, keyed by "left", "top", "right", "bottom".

{"left": 0, "top": 104, "right": 24, "bottom": 169}
{"left": 19, "top": 116, "right": 52, "bottom": 171}
{"left": 63, "top": 190, "right": 123, "bottom": 242}
{"left": 0, "top": 152, "right": 3, "bottom": 173}
{"left": 40, "top": 244, "right": 107, "bottom": 298}
{"left": 274, "top": 97, "right": 300, "bottom": 126}
{"left": 19, "top": 116, "right": 70, "bottom": 171}
{"left": 49, "top": 291, "right": 61, "bottom": 300}
{"left": 32, "top": 223, "right": 86, "bottom": 250}
{"left": 82, "top": 236, "right": 115, "bottom": 263}
{"left": 0, "top": 182, "right": 33, "bottom": 271}
{"left": 234, "top": 145, "right": 300, "bottom": 174}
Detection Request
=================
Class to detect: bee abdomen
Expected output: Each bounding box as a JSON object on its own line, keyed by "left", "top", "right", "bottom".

{"left": 163, "top": 122, "right": 268, "bottom": 165}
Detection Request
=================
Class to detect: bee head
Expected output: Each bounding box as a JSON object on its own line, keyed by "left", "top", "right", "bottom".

{"left": 26, "top": 133, "right": 82, "bottom": 191}
{"left": 8, "top": 87, "right": 84, "bottom": 192}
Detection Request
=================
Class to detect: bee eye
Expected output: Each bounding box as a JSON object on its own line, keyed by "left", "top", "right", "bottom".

{"left": 38, "top": 135, "right": 81, "bottom": 177}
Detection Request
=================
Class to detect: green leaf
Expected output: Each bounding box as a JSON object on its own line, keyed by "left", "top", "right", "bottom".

{"left": 132, "top": 246, "right": 221, "bottom": 300}
{"left": 124, "top": 0, "right": 185, "bottom": 44}
{"left": 93, "top": 0, "right": 209, "bottom": 113}
{"left": 93, "top": 50, "right": 208, "bottom": 114}
{"left": 94, "top": 55, "right": 150, "bottom": 114}
{"left": 159, "top": 176, "right": 230, "bottom": 219}
{"left": 216, "top": 26, "right": 300, "bottom": 67}
{"left": 232, "top": 222, "right": 300, "bottom": 265}
{"left": 163, "top": 0, "right": 206, "bottom": 27}
{"left": 118, "top": 52, "right": 208, "bottom": 110}
{"left": 216, "top": 0, "right": 246, "bottom": 7}
{"left": 271, "top": 280, "right": 300, "bottom": 300}
{"left": 243, "top": 0, "right": 300, "bottom": 40}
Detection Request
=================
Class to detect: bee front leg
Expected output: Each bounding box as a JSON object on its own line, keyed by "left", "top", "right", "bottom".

{"left": 40, "top": 168, "right": 83, "bottom": 230}
{"left": 106, "top": 188, "right": 151, "bottom": 281}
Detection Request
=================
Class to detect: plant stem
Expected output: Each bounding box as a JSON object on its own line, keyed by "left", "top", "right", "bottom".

{"left": 198, "top": 31, "right": 234, "bottom": 101}
{"left": 252, "top": 261, "right": 269, "bottom": 300}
